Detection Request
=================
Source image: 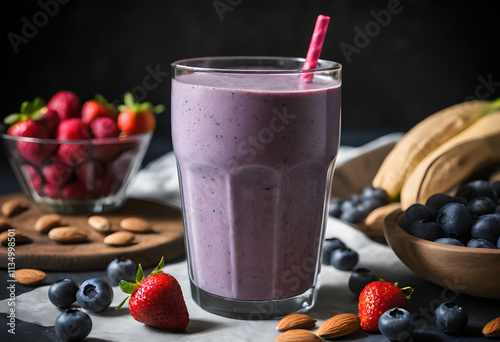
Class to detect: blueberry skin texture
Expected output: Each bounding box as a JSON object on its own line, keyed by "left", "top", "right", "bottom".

{"left": 55, "top": 308, "right": 92, "bottom": 341}
{"left": 497, "top": 235, "right": 500, "bottom": 249}
{"left": 328, "top": 200, "right": 343, "bottom": 218}
{"left": 467, "top": 238, "right": 497, "bottom": 249}
{"left": 348, "top": 268, "right": 377, "bottom": 296}
{"left": 436, "top": 203, "right": 473, "bottom": 239}
{"left": 76, "top": 278, "right": 113, "bottom": 313}
{"left": 106, "top": 257, "right": 138, "bottom": 286}
{"left": 456, "top": 180, "right": 497, "bottom": 202}
{"left": 470, "top": 213, "right": 500, "bottom": 243}
{"left": 378, "top": 308, "right": 414, "bottom": 341}
{"left": 48, "top": 279, "right": 79, "bottom": 308}
{"left": 425, "top": 193, "right": 456, "bottom": 217}
{"left": 322, "top": 238, "right": 346, "bottom": 265}
{"left": 409, "top": 220, "right": 443, "bottom": 241}
{"left": 361, "top": 186, "right": 388, "bottom": 205}
{"left": 435, "top": 302, "right": 468, "bottom": 335}
{"left": 467, "top": 196, "right": 497, "bottom": 216}
{"left": 330, "top": 247, "right": 358, "bottom": 271}
{"left": 403, "top": 204, "right": 434, "bottom": 230}
{"left": 434, "top": 237, "right": 465, "bottom": 247}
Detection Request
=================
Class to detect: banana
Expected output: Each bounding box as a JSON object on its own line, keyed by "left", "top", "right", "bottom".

{"left": 400, "top": 111, "right": 500, "bottom": 210}
{"left": 372, "top": 99, "right": 499, "bottom": 201}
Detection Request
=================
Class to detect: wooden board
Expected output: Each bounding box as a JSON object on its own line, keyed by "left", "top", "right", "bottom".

{"left": 0, "top": 193, "right": 185, "bottom": 271}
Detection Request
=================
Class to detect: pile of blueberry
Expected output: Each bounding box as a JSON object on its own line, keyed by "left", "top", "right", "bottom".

{"left": 49, "top": 257, "right": 138, "bottom": 341}
{"left": 404, "top": 179, "right": 500, "bottom": 248}
{"left": 329, "top": 186, "right": 389, "bottom": 224}
{"left": 322, "top": 237, "right": 359, "bottom": 271}
{"left": 378, "top": 302, "right": 468, "bottom": 338}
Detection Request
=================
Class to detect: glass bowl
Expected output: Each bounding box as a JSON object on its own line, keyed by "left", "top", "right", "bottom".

{"left": 1, "top": 132, "right": 152, "bottom": 214}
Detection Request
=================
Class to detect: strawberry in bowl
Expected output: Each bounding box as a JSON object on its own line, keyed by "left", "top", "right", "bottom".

{"left": 1, "top": 91, "right": 163, "bottom": 214}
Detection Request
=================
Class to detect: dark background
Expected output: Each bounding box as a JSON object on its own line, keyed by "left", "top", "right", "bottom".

{"left": 1, "top": 0, "right": 499, "bottom": 192}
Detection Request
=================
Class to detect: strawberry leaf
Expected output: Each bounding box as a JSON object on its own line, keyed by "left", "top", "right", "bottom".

{"left": 401, "top": 286, "right": 414, "bottom": 300}
{"left": 136, "top": 263, "right": 144, "bottom": 284}
{"left": 149, "top": 256, "right": 165, "bottom": 278}
{"left": 119, "top": 280, "right": 138, "bottom": 294}
{"left": 116, "top": 296, "right": 129, "bottom": 310}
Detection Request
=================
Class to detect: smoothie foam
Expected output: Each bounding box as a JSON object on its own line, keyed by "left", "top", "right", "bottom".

{"left": 172, "top": 72, "right": 341, "bottom": 301}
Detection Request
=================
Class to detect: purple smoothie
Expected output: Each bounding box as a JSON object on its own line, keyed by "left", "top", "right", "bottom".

{"left": 172, "top": 72, "right": 341, "bottom": 301}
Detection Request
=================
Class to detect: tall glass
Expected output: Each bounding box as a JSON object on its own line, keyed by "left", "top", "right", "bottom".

{"left": 171, "top": 57, "right": 341, "bottom": 319}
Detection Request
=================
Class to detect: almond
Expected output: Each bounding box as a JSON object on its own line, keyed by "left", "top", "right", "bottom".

{"left": 103, "top": 231, "right": 135, "bottom": 246}
{"left": 88, "top": 215, "right": 112, "bottom": 233}
{"left": 120, "top": 217, "right": 152, "bottom": 233}
{"left": 316, "top": 313, "right": 360, "bottom": 339}
{"left": 34, "top": 213, "right": 62, "bottom": 233}
{"left": 14, "top": 268, "right": 46, "bottom": 285}
{"left": 0, "top": 230, "right": 31, "bottom": 246}
{"left": 275, "top": 329, "right": 322, "bottom": 342}
{"left": 1, "top": 199, "right": 28, "bottom": 217}
{"left": 483, "top": 317, "right": 500, "bottom": 338}
{"left": 48, "top": 226, "right": 88, "bottom": 243}
{"left": 0, "top": 217, "right": 12, "bottom": 232}
{"left": 276, "top": 313, "right": 317, "bottom": 331}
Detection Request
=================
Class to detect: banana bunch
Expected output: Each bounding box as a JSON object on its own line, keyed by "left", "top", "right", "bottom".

{"left": 372, "top": 98, "right": 500, "bottom": 210}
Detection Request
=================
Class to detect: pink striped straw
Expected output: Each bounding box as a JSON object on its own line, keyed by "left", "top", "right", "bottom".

{"left": 300, "top": 15, "right": 330, "bottom": 83}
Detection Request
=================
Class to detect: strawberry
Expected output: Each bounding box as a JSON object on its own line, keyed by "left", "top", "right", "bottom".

{"left": 43, "top": 183, "right": 60, "bottom": 199}
{"left": 89, "top": 116, "right": 121, "bottom": 161}
{"left": 47, "top": 90, "right": 81, "bottom": 120}
{"left": 6, "top": 119, "right": 54, "bottom": 166}
{"left": 117, "top": 92, "right": 164, "bottom": 134}
{"left": 81, "top": 94, "right": 118, "bottom": 125}
{"left": 117, "top": 257, "right": 189, "bottom": 331}
{"left": 55, "top": 118, "right": 91, "bottom": 166}
{"left": 90, "top": 116, "right": 120, "bottom": 139}
{"left": 358, "top": 279, "right": 413, "bottom": 332}
{"left": 75, "top": 161, "right": 111, "bottom": 197}
{"left": 61, "top": 180, "right": 87, "bottom": 200}
{"left": 42, "top": 163, "right": 73, "bottom": 187}
{"left": 5, "top": 97, "right": 60, "bottom": 137}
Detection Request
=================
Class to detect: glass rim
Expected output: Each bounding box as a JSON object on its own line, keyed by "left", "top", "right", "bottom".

{"left": 0, "top": 131, "right": 153, "bottom": 145}
{"left": 171, "top": 56, "right": 342, "bottom": 74}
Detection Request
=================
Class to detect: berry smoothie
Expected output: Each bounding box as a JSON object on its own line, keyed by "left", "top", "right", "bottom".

{"left": 171, "top": 60, "right": 341, "bottom": 305}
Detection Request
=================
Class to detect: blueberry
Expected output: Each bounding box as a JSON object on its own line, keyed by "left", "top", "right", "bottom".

{"left": 330, "top": 247, "right": 358, "bottom": 271}
{"left": 467, "top": 238, "right": 497, "bottom": 249}
{"left": 434, "top": 237, "right": 465, "bottom": 247}
{"left": 435, "top": 302, "right": 468, "bottom": 335}
{"left": 456, "top": 180, "right": 497, "bottom": 202}
{"left": 348, "top": 268, "right": 377, "bottom": 295}
{"left": 361, "top": 196, "right": 385, "bottom": 212}
{"left": 339, "top": 203, "right": 371, "bottom": 223}
{"left": 496, "top": 206, "right": 500, "bottom": 215}
{"left": 425, "top": 193, "right": 456, "bottom": 217}
{"left": 470, "top": 213, "right": 500, "bottom": 243}
{"left": 76, "top": 278, "right": 113, "bottom": 313}
{"left": 106, "top": 257, "right": 138, "bottom": 286}
{"left": 48, "top": 279, "right": 79, "bottom": 308}
{"left": 361, "top": 186, "right": 388, "bottom": 204}
{"left": 467, "top": 196, "right": 497, "bottom": 216}
{"left": 55, "top": 308, "right": 92, "bottom": 341}
{"left": 492, "top": 181, "right": 500, "bottom": 198}
{"left": 497, "top": 235, "right": 500, "bottom": 249}
{"left": 403, "top": 204, "right": 434, "bottom": 230}
{"left": 408, "top": 220, "right": 443, "bottom": 241}
{"left": 329, "top": 200, "right": 343, "bottom": 218}
{"left": 378, "top": 308, "right": 414, "bottom": 341}
{"left": 322, "top": 238, "right": 346, "bottom": 265}
{"left": 436, "top": 203, "right": 473, "bottom": 240}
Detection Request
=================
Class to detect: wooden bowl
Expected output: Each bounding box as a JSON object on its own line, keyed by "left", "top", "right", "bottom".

{"left": 383, "top": 209, "right": 500, "bottom": 299}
